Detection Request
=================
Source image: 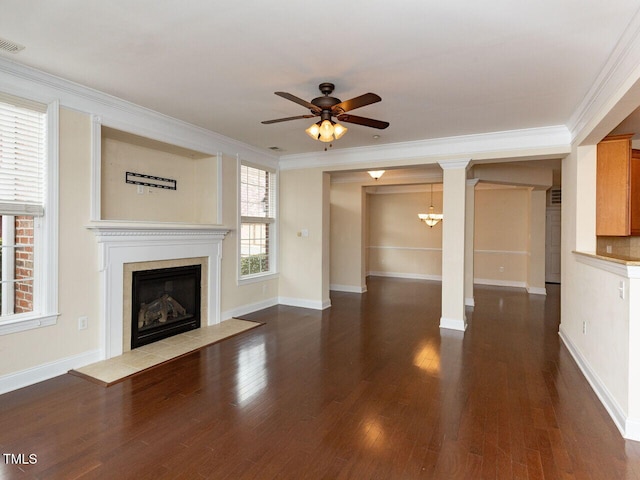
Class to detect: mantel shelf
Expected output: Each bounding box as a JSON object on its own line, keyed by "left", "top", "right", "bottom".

{"left": 86, "top": 222, "right": 230, "bottom": 239}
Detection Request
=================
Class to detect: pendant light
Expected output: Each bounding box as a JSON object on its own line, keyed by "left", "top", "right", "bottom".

{"left": 367, "top": 170, "right": 385, "bottom": 180}
{"left": 418, "top": 184, "right": 443, "bottom": 228}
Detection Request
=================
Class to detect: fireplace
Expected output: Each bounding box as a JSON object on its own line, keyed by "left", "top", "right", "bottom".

{"left": 131, "top": 264, "right": 201, "bottom": 349}
{"left": 89, "top": 224, "right": 228, "bottom": 359}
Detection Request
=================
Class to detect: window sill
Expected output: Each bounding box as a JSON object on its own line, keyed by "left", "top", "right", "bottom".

{"left": 0, "top": 313, "right": 59, "bottom": 335}
{"left": 238, "top": 272, "right": 279, "bottom": 286}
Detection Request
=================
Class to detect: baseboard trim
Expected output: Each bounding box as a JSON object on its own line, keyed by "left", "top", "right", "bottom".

{"left": 0, "top": 349, "right": 102, "bottom": 395}
{"left": 278, "top": 297, "right": 331, "bottom": 310}
{"left": 330, "top": 284, "right": 367, "bottom": 293}
{"left": 474, "top": 278, "right": 527, "bottom": 289}
{"left": 221, "top": 297, "right": 279, "bottom": 321}
{"left": 625, "top": 418, "right": 640, "bottom": 442}
{"left": 558, "top": 327, "right": 630, "bottom": 439}
{"left": 368, "top": 272, "right": 529, "bottom": 290}
{"left": 440, "top": 316, "right": 467, "bottom": 332}
{"left": 368, "top": 271, "right": 442, "bottom": 281}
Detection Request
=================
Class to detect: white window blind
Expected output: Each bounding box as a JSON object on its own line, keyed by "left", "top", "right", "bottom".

{"left": 240, "top": 164, "right": 276, "bottom": 222}
{"left": 0, "top": 93, "right": 47, "bottom": 216}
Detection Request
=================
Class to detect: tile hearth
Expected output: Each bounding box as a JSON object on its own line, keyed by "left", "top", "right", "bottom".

{"left": 70, "top": 319, "right": 262, "bottom": 385}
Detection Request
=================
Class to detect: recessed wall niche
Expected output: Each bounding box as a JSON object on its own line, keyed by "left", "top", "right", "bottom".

{"left": 100, "top": 127, "right": 218, "bottom": 224}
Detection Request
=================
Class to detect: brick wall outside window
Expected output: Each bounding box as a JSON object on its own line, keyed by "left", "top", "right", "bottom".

{"left": 14, "top": 215, "right": 34, "bottom": 314}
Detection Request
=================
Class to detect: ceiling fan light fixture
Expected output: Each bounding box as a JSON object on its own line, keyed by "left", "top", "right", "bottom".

{"left": 305, "top": 122, "right": 321, "bottom": 140}
{"left": 319, "top": 119, "right": 335, "bottom": 142}
{"left": 333, "top": 122, "right": 348, "bottom": 140}
{"left": 264, "top": 83, "right": 388, "bottom": 147}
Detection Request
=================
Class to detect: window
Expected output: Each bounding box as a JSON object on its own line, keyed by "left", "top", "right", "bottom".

{"left": 0, "top": 92, "right": 58, "bottom": 334}
{"left": 239, "top": 163, "right": 276, "bottom": 280}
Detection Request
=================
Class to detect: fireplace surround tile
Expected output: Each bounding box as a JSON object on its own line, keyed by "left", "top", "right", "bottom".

{"left": 123, "top": 257, "right": 208, "bottom": 352}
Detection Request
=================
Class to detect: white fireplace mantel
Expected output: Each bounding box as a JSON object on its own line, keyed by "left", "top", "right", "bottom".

{"left": 88, "top": 222, "right": 229, "bottom": 359}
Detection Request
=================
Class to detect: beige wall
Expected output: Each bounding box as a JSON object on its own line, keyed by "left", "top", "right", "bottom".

{"left": 0, "top": 108, "right": 100, "bottom": 376}
{"left": 527, "top": 189, "right": 547, "bottom": 291}
{"left": 101, "top": 134, "right": 217, "bottom": 224}
{"left": 330, "top": 183, "right": 365, "bottom": 290}
{"left": 279, "top": 168, "right": 328, "bottom": 308}
{"left": 219, "top": 154, "right": 278, "bottom": 317}
{"left": 357, "top": 186, "right": 534, "bottom": 286}
{"left": 474, "top": 188, "right": 529, "bottom": 285}
{"left": 367, "top": 191, "right": 443, "bottom": 279}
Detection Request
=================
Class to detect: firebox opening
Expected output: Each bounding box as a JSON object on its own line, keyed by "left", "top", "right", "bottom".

{"left": 131, "top": 264, "right": 201, "bottom": 349}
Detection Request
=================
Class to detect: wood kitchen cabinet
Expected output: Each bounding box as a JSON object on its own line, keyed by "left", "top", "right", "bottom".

{"left": 596, "top": 133, "right": 640, "bottom": 236}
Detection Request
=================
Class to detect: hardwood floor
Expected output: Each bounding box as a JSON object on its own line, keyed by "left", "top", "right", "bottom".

{"left": 1, "top": 277, "right": 640, "bottom": 479}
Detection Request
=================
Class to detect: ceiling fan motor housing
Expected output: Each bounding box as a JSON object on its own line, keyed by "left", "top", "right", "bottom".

{"left": 312, "top": 83, "right": 341, "bottom": 113}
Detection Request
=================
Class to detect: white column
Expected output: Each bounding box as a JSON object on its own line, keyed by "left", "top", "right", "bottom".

{"left": 439, "top": 160, "right": 471, "bottom": 331}
{"left": 465, "top": 179, "right": 479, "bottom": 307}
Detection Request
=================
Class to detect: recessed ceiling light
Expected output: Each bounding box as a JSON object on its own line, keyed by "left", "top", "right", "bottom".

{"left": 0, "top": 37, "right": 25, "bottom": 54}
{"left": 373, "top": 135, "right": 380, "bottom": 139}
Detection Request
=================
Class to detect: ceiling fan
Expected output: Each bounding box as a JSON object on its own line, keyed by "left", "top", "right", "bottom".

{"left": 262, "top": 82, "right": 389, "bottom": 145}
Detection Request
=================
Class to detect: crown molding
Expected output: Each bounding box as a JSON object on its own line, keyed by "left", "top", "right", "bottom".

{"left": 0, "top": 57, "right": 278, "bottom": 168}
{"left": 278, "top": 125, "right": 570, "bottom": 171}
{"left": 567, "top": 6, "right": 640, "bottom": 144}
{"left": 439, "top": 159, "right": 471, "bottom": 170}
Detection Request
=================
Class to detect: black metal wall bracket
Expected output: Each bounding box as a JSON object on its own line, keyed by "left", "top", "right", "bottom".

{"left": 126, "top": 171, "right": 177, "bottom": 190}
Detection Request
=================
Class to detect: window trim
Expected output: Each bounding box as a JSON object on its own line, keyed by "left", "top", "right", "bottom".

{"left": 0, "top": 98, "right": 59, "bottom": 335}
{"left": 237, "top": 158, "right": 278, "bottom": 285}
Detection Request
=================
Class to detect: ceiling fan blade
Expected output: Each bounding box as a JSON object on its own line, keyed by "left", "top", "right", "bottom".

{"left": 332, "top": 93, "right": 381, "bottom": 114}
{"left": 274, "top": 92, "right": 322, "bottom": 113}
{"left": 261, "top": 114, "right": 317, "bottom": 124}
{"left": 337, "top": 114, "right": 389, "bottom": 129}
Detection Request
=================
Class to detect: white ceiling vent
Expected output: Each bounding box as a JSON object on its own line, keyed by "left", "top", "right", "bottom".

{"left": 0, "top": 37, "right": 25, "bottom": 53}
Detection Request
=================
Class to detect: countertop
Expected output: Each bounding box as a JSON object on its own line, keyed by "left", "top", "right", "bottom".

{"left": 573, "top": 250, "right": 640, "bottom": 266}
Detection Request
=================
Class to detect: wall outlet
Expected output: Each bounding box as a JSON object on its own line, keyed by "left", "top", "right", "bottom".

{"left": 78, "top": 316, "right": 88, "bottom": 330}
{"left": 606, "top": 245, "right": 612, "bottom": 254}
{"left": 498, "top": 266, "right": 504, "bottom": 272}
{"left": 582, "top": 320, "right": 587, "bottom": 335}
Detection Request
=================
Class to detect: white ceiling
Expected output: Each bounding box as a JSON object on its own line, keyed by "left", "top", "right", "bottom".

{"left": 2, "top": 1, "right": 639, "bottom": 155}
